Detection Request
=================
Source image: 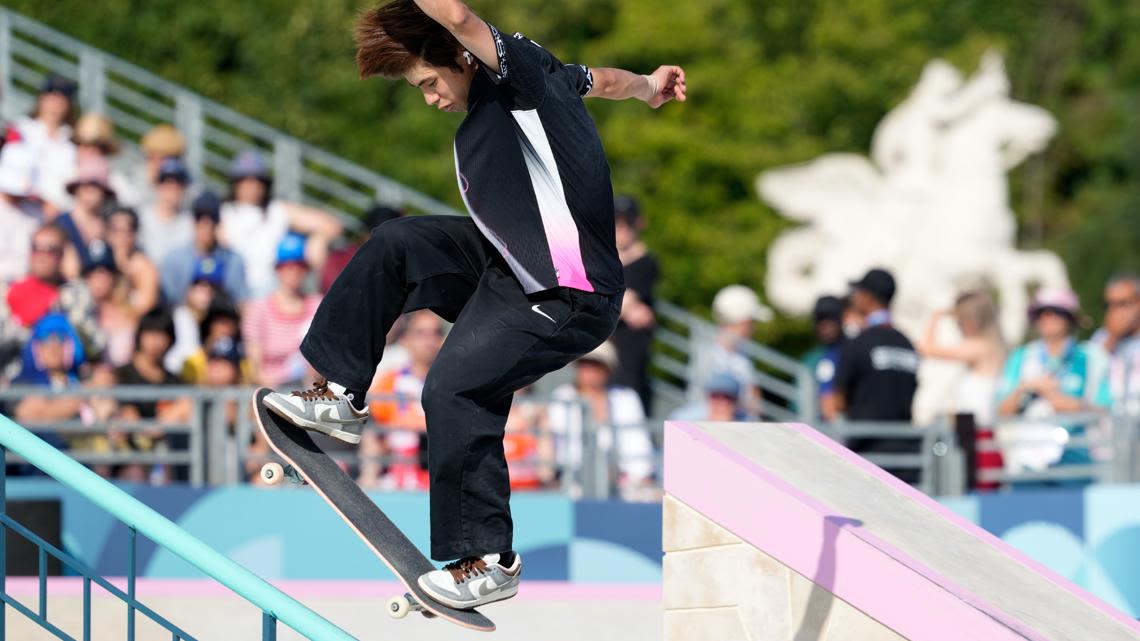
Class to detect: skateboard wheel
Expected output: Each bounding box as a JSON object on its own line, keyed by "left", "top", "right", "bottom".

{"left": 388, "top": 595, "right": 411, "bottom": 619}
{"left": 260, "top": 463, "right": 284, "bottom": 486}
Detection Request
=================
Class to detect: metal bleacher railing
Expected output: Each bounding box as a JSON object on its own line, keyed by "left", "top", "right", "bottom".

{"left": 0, "top": 7, "right": 462, "bottom": 225}
{"left": 0, "top": 413, "right": 355, "bottom": 641}
{"left": 0, "top": 386, "right": 663, "bottom": 501}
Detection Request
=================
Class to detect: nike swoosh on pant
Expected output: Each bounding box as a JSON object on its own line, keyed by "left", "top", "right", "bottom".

{"left": 531, "top": 304, "right": 556, "bottom": 323}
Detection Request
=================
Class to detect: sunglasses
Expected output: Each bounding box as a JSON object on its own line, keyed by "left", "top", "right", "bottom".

{"left": 1105, "top": 297, "right": 1139, "bottom": 311}
{"left": 32, "top": 243, "right": 64, "bottom": 256}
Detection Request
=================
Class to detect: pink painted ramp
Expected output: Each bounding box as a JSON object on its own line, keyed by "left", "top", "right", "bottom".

{"left": 663, "top": 421, "right": 1140, "bottom": 641}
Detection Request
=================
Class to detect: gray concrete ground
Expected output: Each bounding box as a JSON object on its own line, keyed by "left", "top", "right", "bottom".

{"left": 4, "top": 593, "right": 662, "bottom": 640}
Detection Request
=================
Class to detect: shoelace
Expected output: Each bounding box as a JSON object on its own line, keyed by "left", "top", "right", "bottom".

{"left": 290, "top": 378, "right": 337, "bottom": 402}
{"left": 444, "top": 557, "right": 489, "bottom": 584}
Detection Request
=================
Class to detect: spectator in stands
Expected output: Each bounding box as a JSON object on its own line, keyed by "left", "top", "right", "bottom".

{"left": 71, "top": 113, "right": 137, "bottom": 208}
{"left": 549, "top": 342, "right": 654, "bottom": 498}
{"left": 833, "top": 268, "right": 918, "bottom": 421}
{"left": 503, "top": 386, "right": 551, "bottom": 490}
{"left": 996, "top": 289, "right": 1103, "bottom": 480}
{"left": 138, "top": 158, "right": 193, "bottom": 265}
{"left": 0, "top": 224, "right": 104, "bottom": 378}
{"left": 132, "top": 124, "right": 186, "bottom": 208}
{"left": 1088, "top": 273, "right": 1140, "bottom": 411}
{"left": 161, "top": 192, "right": 249, "bottom": 307}
{"left": 5, "top": 75, "right": 77, "bottom": 216}
{"left": 833, "top": 268, "right": 920, "bottom": 482}
{"left": 114, "top": 307, "right": 190, "bottom": 483}
{"left": 203, "top": 336, "right": 245, "bottom": 387}
{"left": 610, "top": 195, "right": 659, "bottom": 413}
{"left": 802, "top": 295, "right": 845, "bottom": 422}
{"left": 104, "top": 206, "right": 161, "bottom": 316}
{"left": 180, "top": 300, "right": 248, "bottom": 384}
{"left": 242, "top": 233, "right": 321, "bottom": 387}
{"left": 362, "top": 310, "right": 446, "bottom": 489}
{"left": 56, "top": 157, "right": 115, "bottom": 278}
{"left": 917, "top": 291, "right": 1006, "bottom": 427}
{"left": 83, "top": 242, "right": 135, "bottom": 367}
{"left": 219, "top": 150, "right": 342, "bottom": 298}
{"left": 670, "top": 372, "right": 749, "bottom": 422}
{"left": 10, "top": 313, "right": 88, "bottom": 453}
{"left": 0, "top": 151, "right": 41, "bottom": 282}
{"left": 690, "top": 284, "right": 771, "bottom": 416}
{"left": 321, "top": 203, "right": 405, "bottom": 293}
{"left": 165, "top": 256, "right": 231, "bottom": 375}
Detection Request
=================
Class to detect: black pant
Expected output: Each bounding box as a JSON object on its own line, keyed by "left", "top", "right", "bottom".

{"left": 301, "top": 216, "right": 620, "bottom": 560}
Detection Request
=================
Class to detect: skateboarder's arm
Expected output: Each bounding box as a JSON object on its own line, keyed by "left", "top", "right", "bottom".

{"left": 586, "top": 66, "right": 687, "bottom": 108}
{"left": 412, "top": 0, "right": 501, "bottom": 75}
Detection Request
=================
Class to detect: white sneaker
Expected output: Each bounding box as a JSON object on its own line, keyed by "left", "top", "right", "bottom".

{"left": 417, "top": 553, "right": 522, "bottom": 609}
{"left": 262, "top": 379, "right": 369, "bottom": 444}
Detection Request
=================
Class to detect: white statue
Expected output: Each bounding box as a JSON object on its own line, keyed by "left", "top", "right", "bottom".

{"left": 759, "top": 52, "right": 1069, "bottom": 421}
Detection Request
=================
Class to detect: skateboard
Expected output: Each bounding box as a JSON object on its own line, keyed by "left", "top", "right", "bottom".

{"left": 251, "top": 388, "right": 495, "bottom": 631}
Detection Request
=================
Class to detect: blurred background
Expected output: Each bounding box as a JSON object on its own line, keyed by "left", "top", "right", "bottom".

{"left": 3, "top": 1, "right": 1140, "bottom": 639}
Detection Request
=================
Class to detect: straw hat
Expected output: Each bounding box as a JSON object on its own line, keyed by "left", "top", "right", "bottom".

{"left": 72, "top": 113, "right": 120, "bottom": 153}
{"left": 140, "top": 124, "right": 186, "bottom": 158}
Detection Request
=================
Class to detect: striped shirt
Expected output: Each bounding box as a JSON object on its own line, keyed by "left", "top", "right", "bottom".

{"left": 453, "top": 25, "right": 623, "bottom": 296}
{"left": 242, "top": 294, "right": 320, "bottom": 386}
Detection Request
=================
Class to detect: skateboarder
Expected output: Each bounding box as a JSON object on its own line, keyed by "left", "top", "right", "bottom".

{"left": 262, "top": 0, "right": 685, "bottom": 610}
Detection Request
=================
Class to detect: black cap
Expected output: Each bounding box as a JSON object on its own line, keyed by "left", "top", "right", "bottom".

{"left": 206, "top": 336, "right": 244, "bottom": 365}
{"left": 614, "top": 195, "right": 642, "bottom": 225}
{"left": 812, "top": 295, "right": 844, "bottom": 322}
{"left": 192, "top": 191, "right": 222, "bottom": 222}
{"left": 849, "top": 268, "right": 896, "bottom": 306}
{"left": 81, "top": 240, "right": 118, "bottom": 276}
{"left": 41, "top": 74, "right": 77, "bottom": 98}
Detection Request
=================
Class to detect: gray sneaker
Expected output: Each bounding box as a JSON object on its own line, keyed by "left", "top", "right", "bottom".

{"left": 417, "top": 553, "right": 521, "bottom": 609}
{"left": 262, "top": 379, "right": 369, "bottom": 444}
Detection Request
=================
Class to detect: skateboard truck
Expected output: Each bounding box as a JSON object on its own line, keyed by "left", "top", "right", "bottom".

{"left": 388, "top": 592, "right": 438, "bottom": 619}
{"left": 260, "top": 462, "right": 307, "bottom": 486}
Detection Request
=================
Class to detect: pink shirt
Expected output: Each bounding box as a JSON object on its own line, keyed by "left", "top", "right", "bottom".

{"left": 242, "top": 294, "right": 320, "bottom": 386}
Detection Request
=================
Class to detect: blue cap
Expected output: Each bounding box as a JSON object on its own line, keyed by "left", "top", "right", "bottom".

{"left": 157, "top": 157, "right": 190, "bottom": 184}
{"left": 705, "top": 372, "right": 742, "bottom": 399}
{"left": 275, "top": 232, "right": 307, "bottom": 266}
{"left": 228, "top": 150, "right": 271, "bottom": 181}
{"left": 192, "top": 255, "right": 226, "bottom": 285}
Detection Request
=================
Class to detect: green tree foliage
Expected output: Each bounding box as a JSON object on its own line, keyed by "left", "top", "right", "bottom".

{"left": 10, "top": 0, "right": 1140, "bottom": 347}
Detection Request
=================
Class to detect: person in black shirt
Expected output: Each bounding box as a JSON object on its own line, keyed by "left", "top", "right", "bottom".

{"left": 259, "top": 0, "right": 686, "bottom": 609}
{"left": 833, "top": 268, "right": 920, "bottom": 482}
{"left": 609, "top": 195, "right": 660, "bottom": 412}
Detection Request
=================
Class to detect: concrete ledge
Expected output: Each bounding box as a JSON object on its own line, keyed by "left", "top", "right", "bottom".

{"left": 662, "top": 421, "right": 1140, "bottom": 641}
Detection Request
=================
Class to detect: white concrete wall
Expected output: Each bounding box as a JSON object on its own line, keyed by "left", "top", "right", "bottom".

{"left": 663, "top": 495, "right": 907, "bottom": 641}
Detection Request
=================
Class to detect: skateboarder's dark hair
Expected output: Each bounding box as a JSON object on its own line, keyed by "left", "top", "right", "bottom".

{"left": 355, "top": 0, "right": 464, "bottom": 79}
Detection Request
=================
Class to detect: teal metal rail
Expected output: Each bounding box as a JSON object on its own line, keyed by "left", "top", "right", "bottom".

{"left": 0, "top": 414, "right": 355, "bottom": 641}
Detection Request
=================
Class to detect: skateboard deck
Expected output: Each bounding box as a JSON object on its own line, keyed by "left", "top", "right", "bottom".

{"left": 252, "top": 388, "right": 495, "bottom": 631}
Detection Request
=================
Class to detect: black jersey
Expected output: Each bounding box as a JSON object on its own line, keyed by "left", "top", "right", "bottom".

{"left": 453, "top": 25, "right": 624, "bottom": 295}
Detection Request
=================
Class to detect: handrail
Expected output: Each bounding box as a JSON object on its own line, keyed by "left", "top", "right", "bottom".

{"left": 0, "top": 414, "right": 356, "bottom": 641}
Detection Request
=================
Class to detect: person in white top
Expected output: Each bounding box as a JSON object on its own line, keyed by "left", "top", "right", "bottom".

{"left": 218, "top": 150, "right": 342, "bottom": 298}
{"left": 0, "top": 149, "right": 42, "bottom": 283}
{"left": 917, "top": 290, "right": 1006, "bottom": 427}
{"left": 548, "top": 341, "right": 654, "bottom": 497}
{"left": 7, "top": 75, "right": 78, "bottom": 216}
{"left": 689, "top": 284, "right": 772, "bottom": 416}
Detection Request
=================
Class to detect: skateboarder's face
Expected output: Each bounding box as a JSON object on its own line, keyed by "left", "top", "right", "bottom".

{"left": 404, "top": 58, "right": 478, "bottom": 114}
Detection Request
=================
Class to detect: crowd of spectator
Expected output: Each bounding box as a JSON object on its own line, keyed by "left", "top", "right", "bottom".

{"left": 794, "top": 265, "right": 1140, "bottom": 487}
